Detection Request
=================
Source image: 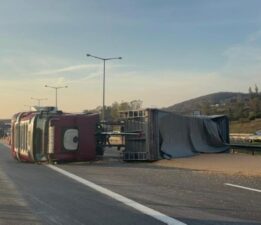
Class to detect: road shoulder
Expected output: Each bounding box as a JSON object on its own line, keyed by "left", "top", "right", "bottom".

{"left": 154, "top": 153, "right": 261, "bottom": 176}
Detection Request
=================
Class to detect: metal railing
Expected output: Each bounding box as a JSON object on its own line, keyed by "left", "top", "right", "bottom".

{"left": 229, "top": 143, "right": 261, "bottom": 155}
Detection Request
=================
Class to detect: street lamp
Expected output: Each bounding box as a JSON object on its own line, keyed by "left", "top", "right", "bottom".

{"left": 31, "top": 97, "right": 47, "bottom": 107}
{"left": 86, "top": 53, "right": 122, "bottom": 121}
{"left": 44, "top": 85, "right": 68, "bottom": 109}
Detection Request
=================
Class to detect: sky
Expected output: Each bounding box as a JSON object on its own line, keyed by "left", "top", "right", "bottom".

{"left": 1, "top": 0, "right": 261, "bottom": 118}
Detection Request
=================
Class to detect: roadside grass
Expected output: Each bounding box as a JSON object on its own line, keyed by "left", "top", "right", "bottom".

{"left": 230, "top": 118, "right": 261, "bottom": 133}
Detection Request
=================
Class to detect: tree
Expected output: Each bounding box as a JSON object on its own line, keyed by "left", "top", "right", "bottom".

{"left": 104, "top": 106, "right": 113, "bottom": 121}
{"left": 255, "top": 84, "right": 259, "bottom": 97}
{"left": 232, "top": 102, "right": 245, "bottom": 120}
{"left": 83, "top": 106, "right": 101, "bottom": 114}
{"left": 111, "top": 102, "right": 120, "bottom": 119}
{"left": 119, "top": 101, "right": 131, "bottom": 111}
{"left": 200, "top": 101, "right": 211, "bottom": 115}
{"left": 249, "top": 86, "right": 253, "bottom": 99}
{"left": 83, "top": 100, "right": 143, "bottom": 121}
{"left": 130, "top": 100, "right": 143, "bottom": 110}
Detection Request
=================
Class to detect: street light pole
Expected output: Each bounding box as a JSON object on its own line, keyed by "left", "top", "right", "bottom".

{"left": 31, "top": 97, "right": 47, "bottom": 107}
{"left": 44, "top": 85, "right": 68, "bottom": 109}
{"left": 103, "top": 59, "right": 105, "bottom": 120}
{"left": 55, "top": 88, "right": 58, "bottom": 109}
{"left": 86, "top": 53, "right": 122, "bottom": 121}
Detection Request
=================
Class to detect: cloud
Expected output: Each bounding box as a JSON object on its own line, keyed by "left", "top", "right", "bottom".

{"left": 1, "top": 65, "right": 260, "bottom": 118}
{"left": 247, "top": 30, "right": 261, "bottom": 43}
{"left": 222, "top": 30, "right": 261, "bottom": 79}
{"left": 0, "top": 52, "right": 69, "bottom": 79}
{"left": 34, "top": 64, "right": 98, "bottom": 76}
{"left": 31, "top": 62, "right": 128, "bottom": 82}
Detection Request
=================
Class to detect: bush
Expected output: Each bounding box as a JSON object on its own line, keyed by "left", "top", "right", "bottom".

{"left": 248, "top": 112, "right": 256, "bottom": 120}
{"left": 239, "top": 118, "right": 250, "bottom": 122}
{"left": 256, "top": 112, "right": 261, "bottom": 118}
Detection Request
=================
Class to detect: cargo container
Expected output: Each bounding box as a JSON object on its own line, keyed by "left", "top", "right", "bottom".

{"left": 120, "top": 109, "right": 229, "bottom": 161}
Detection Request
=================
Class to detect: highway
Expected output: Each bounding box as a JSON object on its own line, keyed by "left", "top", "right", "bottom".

{"left": 0, "top": 143, "right": 261, "bottom": 225}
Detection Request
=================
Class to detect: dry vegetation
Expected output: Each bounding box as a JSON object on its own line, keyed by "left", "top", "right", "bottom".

{"left": 230, "top": 118, "right": 261, "bottom": 133}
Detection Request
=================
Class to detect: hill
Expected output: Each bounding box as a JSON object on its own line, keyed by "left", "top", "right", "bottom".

{"left": 166, "top": 92, "right": 249, "bottom": 115}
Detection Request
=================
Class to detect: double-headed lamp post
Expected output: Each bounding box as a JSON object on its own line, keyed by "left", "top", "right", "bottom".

{"left": 44, "top": 85, "right": 68, "bottom": 109}
{"left": 86, "top": 53, "right": 122, "bottom": 121}
{"left": 31, "top": 97, "right": 47, "bottom": 107}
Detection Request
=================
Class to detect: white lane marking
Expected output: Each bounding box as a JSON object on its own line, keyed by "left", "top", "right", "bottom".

{"left": 47, "top": 165, "right": 186, "bottom": 225}
{"left": 225, "top": 183, "right": 261, "bottom": 193}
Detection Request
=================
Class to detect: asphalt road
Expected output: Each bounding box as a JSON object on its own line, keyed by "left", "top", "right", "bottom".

{"left": 0, "top": 144, "right": 261, "bottom": 225}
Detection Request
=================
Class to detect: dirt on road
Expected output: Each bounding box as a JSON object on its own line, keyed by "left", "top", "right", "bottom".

{"left": 154, "top": 153, "right": 261, "bottom": 176}
{"left": 103, "top": 148, "right": 261, "bottom": 177}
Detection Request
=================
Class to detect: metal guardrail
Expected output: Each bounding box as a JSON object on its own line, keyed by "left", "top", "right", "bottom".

{"left": 230, "top": 133, "right": 261, "bottom": 143}
{"left": 229, "top": 143, "right": 261, "bottom": 155}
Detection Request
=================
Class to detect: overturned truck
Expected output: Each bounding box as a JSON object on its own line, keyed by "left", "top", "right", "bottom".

{"left": 11, "top": 107, "right": 99, "bottom": 163}
{"left": 11, "top": 107, "right": 229, "bottom": 163}
{"left": 121, "top": 109, "right": 229, "bottom": 161}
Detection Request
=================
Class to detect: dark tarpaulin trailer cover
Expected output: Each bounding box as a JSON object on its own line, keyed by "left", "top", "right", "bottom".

{"left": 159, "top": 112, "right": 229, "bottom": 158}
